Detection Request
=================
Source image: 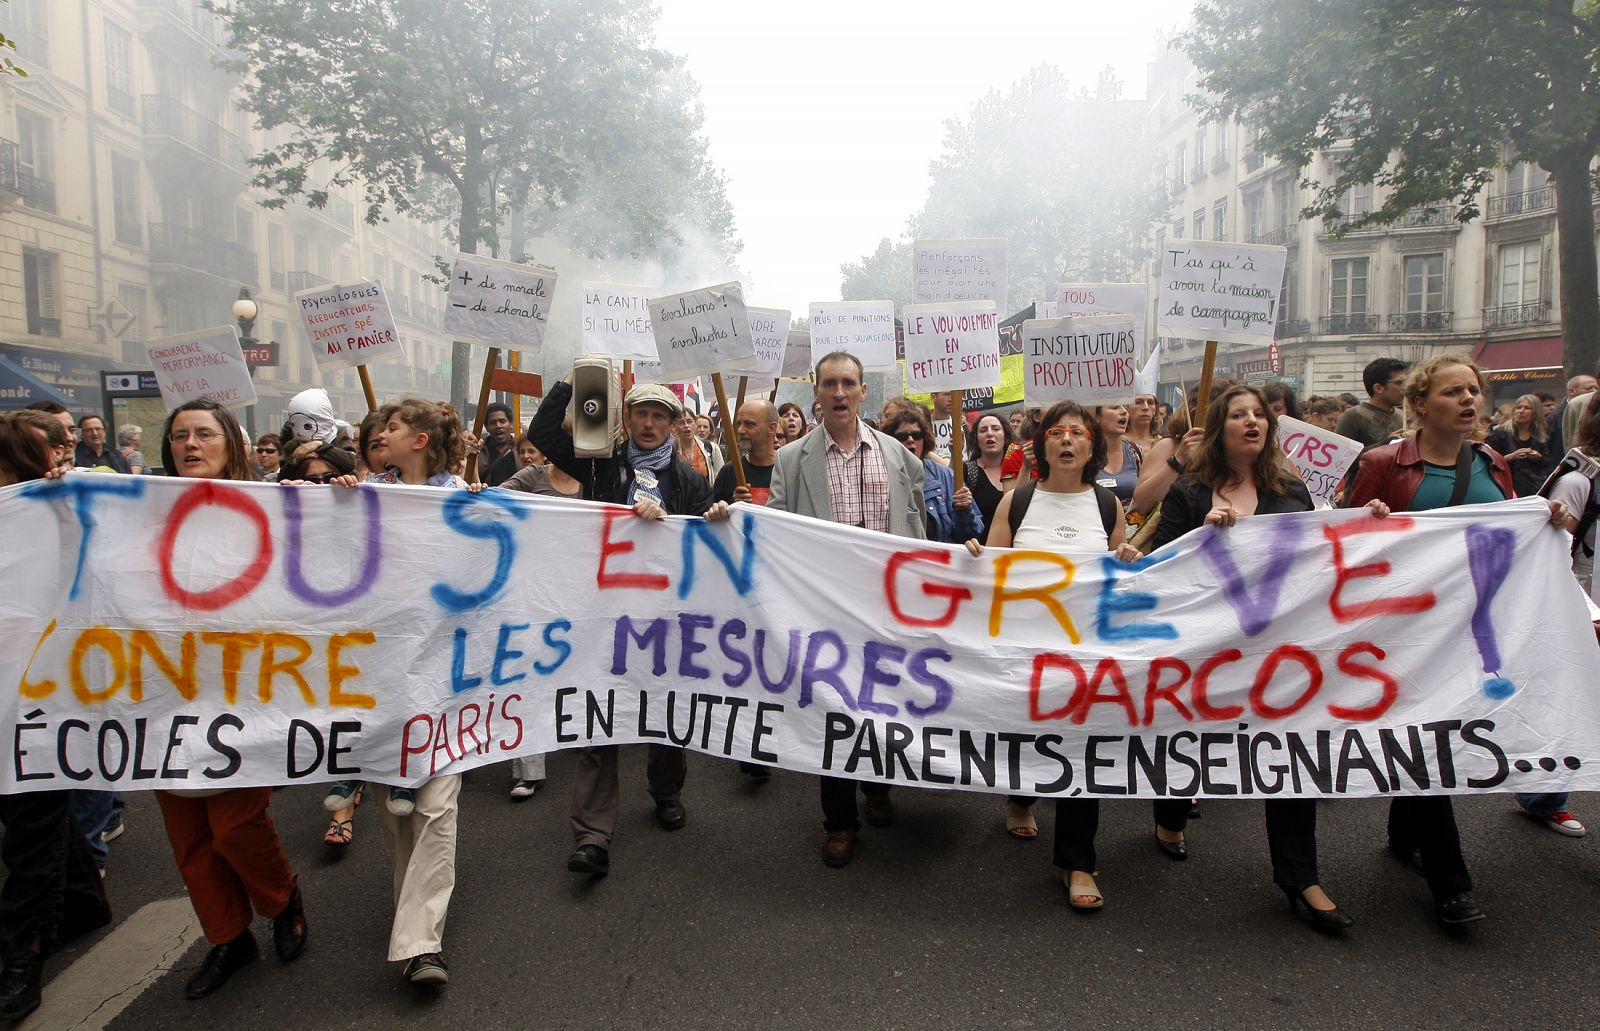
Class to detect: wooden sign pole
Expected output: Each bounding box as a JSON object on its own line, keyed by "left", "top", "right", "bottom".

{"left": 622, "top": 360, "right": 634, "bottom": 394}
{"left": 736, "top": 375, "right": 749, "bottom": 414}
{"left": 357, "top": 366, "right": 377, "bottom": 413}
{"left": 711, "top": 372, "right": 747, "bottom": 489}
{"left": 510, "top": 350, "right": 522, "bottom": 431}
{"left": 948, "top": 390, "right": 966, "bottom": 484}
{"left": 1193, "top": 340, "right": 1219, "bottom": 429}
{"left": 468, "top": 346, "right": 500, "bottom": 484}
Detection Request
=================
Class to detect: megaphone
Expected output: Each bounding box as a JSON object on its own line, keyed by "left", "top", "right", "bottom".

{"left": 570, "top": 355, "right": 619, "bottom": 457}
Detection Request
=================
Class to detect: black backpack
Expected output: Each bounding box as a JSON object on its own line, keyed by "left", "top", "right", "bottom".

{"left": 1007, "top": 480, "right": 1120, "bottom": 541}
{"left": 1538, "top": 448, "right": 1600, "bottom": 559}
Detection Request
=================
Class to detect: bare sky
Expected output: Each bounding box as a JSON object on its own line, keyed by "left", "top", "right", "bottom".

{"left": 653, "top": 0, "right": 1195, "bottom": 318}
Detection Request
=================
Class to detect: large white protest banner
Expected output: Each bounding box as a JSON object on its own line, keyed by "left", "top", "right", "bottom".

{"left": 902, "top": 302, "right": 1002, "bottom": 394}
{"left": 1277, "top": 415, "right": 1363, "bottom": 505}
{"left": 581, "top": 283, "right": 659, "bottom": 360}
{"left": 647, "top": 282, "right": 755, "bottom": 382}
{"left": 295, "top": 280, "right": 402, "bottom": 371}
{"left": 1021, "top": 314, "right": 1139, "bottom": 407}
{"left": 145, "top": 325, "right": 257, "bottom": 410}
{"left": 1156, "top": 241, "right": 1287, "bottom": 345}
{"left": 730, "top": 306, "right": 791, "bottom": 389}
{"left": 809, "top": 301, "right": 897, "bottom": 370}
{"left": 4, "top": 476, "right": 1597, "bottom": 800}
{"left": 781, "top": 331, "right": 812, "bottom": 380}
{"left": 445, "top": 253, "right": 559, "bottom": 352}
{"left": 1057, "top": 283, "right": 1147, "bottom": 356}
{"left": 913, "top": 239, "right": 1008, "bottom": 310}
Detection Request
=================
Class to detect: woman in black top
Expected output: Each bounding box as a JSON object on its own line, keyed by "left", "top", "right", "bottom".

{"left": 963, "top": 412, "right": 1011, "bottom": 528}
{"left": 1485, "top": 392, "right": 1555, "bottom": 497}
{"left": 1155, "top": 385, "right": 1389, "bottom": 932}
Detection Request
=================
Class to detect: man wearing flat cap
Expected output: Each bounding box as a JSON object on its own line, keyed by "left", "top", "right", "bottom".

{"left": 530, "top": 366, "right": 729, "bottom": 878}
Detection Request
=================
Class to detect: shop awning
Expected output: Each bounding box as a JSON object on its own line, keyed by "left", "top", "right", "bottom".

{"left": 0, "top": 354, "right": 76, "bottom": 410}
{"left": 1471, "top": 336, "right": 1563, "bottom": 373}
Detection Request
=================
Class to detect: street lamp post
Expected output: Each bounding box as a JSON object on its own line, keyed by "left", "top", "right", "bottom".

{"left": 232, "top": 288, "right": 259, "bottom": 436}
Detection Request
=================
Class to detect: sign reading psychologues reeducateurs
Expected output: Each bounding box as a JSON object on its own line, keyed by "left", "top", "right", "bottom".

{"left": 3, "top": 476, "right": 1598, "bottom": 799}
{"left": 445, "top": 253, "right": 559, "bottom": 352}
{"left": 294, "top": 279, "right": 403, "bottom": 371}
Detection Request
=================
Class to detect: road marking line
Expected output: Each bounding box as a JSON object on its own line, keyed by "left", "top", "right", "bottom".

{"left": 19, "top": 896, "right": 201, "bottom": 1031}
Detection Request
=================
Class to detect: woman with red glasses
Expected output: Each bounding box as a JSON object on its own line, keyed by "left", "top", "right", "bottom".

{"left": 984, "top": 401, "right": 1139, "bottom": 903}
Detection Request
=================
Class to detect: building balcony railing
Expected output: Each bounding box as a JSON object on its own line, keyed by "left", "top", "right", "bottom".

{"left": 0, "top": 137, "right": 57, "bottom": 213}
{"left": 1243, "top": 149, "right": 1264, "bottom": 173}
{"left": 1483, "top": 301, "right": 1550, "bottom": 329}
{"left": 1319, "top": 313, "right": 1381, "bottom": 335}
{"left": 1275, "top": 318, "right": 1311, "bottom": 339}
{"left": 286, "top": 270, "right": 330, "bottom": 295}
{"left": 137, "top": 0, "right": 229, "bottom": 50}
{"left": 149, "top": 222, "right": 258, "bottom": 287}
{"left": 1249, "top": 224, "right": 1298, "bottom": 247}
{"left": 1389, "top": 311, "right": 1453, "bottom": 333}
{"left": 1487, "top": 186, "right": 1555, "bottom": 220}
{"left": 1211, "top": 151, "right": 1230, "bottom": 173}
{"left": 1325, "top": 204, "right": 1458, "bottom": 235}
{"left": 142, "top": 94, "right": 249, "bottom": 170}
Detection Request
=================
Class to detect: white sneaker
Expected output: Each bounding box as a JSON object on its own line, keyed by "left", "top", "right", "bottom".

{"left": 387, "top": 787, "right": 417, "bottom": 817}
{"left": 102, "top": 821, "right": 125, "bottom": 843}
{"left": 509, "top": 779, "right": 539, "bottom": 800}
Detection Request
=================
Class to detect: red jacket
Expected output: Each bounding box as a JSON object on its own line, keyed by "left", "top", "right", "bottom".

{"left": 1343, "top": 435, "right": 1514, "bottom": 512}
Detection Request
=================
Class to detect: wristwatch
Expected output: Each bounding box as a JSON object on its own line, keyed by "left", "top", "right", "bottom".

{"left": 1166, "top": 455, "right": 1185, "bottom": 474}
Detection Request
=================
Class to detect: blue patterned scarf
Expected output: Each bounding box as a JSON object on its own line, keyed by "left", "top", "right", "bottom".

{"left": 625, "top": 437, "right": 675, "bottom": 506}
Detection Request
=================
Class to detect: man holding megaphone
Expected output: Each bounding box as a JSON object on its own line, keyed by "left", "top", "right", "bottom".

{"left": 529, "top": 362, "right": 731, "bottom": 878}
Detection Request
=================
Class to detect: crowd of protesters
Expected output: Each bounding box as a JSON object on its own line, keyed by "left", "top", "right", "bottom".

{"left": 0, "top": 346, "right": 1594, "bottom": 1017}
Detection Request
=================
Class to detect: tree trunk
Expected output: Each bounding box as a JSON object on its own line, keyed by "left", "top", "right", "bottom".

{"left": 448, "top": 171, "right": 483, "bottom": 413}
{"left": 1549, "top": 146, "right": 1600, "bottom": 377}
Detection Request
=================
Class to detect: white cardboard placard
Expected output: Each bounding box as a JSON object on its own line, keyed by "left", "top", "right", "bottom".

{"left": 646, "top": 281, "right": 755, "bottom": 381}
{"left": 809, "top": 300, "right": 897, "bottom": 370}
{"left": 1057, "top": 283, "right": 1147, "bottom": 359}
{"left": 1021, "top": 314, "right": 1139, "bottom": 407}
{"left": 582, "top": 282, "right": 659, "bottom": 360}
{"left": 730, "top": 306, "right": 790, "bottom": 380}
{"left": 781, "top": 330, "right": 812, "bottom": 380}
{"left": 913, "top": 239, "right": 1007, "bottom": 310}
{"left": 1155, "top": 241, "right": 1287, "bottom": 345}
{"left": 145, "top": 325, "right": 257, "bottom": 411}
{"left": 445, "top": 253, "right": 558, "bottom": 351}
{"left": 295, "top": 279, "right": 402, "bottom": 371}
{"left": 901, "top": 301, "right": 1002, "bottom": 394}
{"left": 1276, "top": 415, "right": 1363, "bottom": 506}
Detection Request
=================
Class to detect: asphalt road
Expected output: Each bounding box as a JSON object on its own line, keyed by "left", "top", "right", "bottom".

{"left": 25, "top": 749, "right": 1600, "bottom": 1030}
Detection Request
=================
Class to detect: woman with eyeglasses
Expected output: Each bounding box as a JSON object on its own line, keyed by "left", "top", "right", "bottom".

{"left": 983, "top": 402, "right": 1140, "bottom": 895}
{"left": 883, "top": 408, "right": 983, "bottom": 548}
{"left": 153, "top": 400, "right": 307, "bottom": 1000}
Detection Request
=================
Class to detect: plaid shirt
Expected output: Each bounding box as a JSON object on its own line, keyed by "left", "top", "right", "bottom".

{"left": 824, "top": 420, "right": 890, "bottom": 533}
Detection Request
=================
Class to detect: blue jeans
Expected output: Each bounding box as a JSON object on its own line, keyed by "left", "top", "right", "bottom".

{"left": 1516, "top": 792, "right": 1569, "bottom": 817}
{"left": 69, "top": 791, "right": 123, "bottom": 871}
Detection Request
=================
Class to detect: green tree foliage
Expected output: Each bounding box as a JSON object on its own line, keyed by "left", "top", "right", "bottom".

{"left": 210, "top": 0, "right": 737, "bottom": 269}
{"left": 841, "top": 66, "right": 1166, "bottom": 313}
{"left": 1186, "top": 0, "right": 1600, "bottom": 374}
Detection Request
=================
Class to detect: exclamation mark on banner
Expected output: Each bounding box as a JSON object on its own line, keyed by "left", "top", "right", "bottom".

{"left": 1465, "top": 525, "right": 1517, "bottom": 700}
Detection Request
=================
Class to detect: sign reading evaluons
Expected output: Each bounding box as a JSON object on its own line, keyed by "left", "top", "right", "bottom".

{"left": 445, "top": 253, "right": 559, "bottom": 352}
{"left": 294, "top": 279, "right": 402, "bottom": 372}
{"left": 646, "top": 282, "right": 755, "bottom": 381}
{"left": 1156, "top": 240, "right": 1288, "bottom": 345}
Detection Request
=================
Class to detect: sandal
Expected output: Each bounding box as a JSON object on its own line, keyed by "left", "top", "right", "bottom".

{"left": 323, "top": 817, "right": 353, "bottom": 847}
{"left": 1005, "top": 802, "right": 1038, "bottom": 840}
{"left": 1064, "top": 870, "right": 1104, "bottom": 910}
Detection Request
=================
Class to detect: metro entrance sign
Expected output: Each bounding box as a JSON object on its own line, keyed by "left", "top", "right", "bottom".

{"left": 242, "top": 341, "right": 280, "bottom": 367}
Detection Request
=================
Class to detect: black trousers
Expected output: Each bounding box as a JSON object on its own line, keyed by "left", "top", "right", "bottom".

{"left": 1388, "top": 795, "right": 1472, "bottom": 902}
{"left": 819, "top": 777, "right": 890, "bottom": 832}
{"left": 1264, "top": 799, "right": 1320, "bottom": 892}
{"left": 0, "top": 791, "right": 110, "bottom": 959}
{"left": 1052, "top": 798, "right": 1192, "bottom": 872}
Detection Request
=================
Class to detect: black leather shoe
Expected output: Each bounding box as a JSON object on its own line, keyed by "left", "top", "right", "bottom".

{"left": 1284, "top": 888, "right": 1355, "bottom": 931}
{"left": 656, "top": 799, "right": 687, "bottom": 830}
{"left": 0, "top": 950, "right": 42, "bottom": 1021}
{"left": 1437, "top": 893, "right": 1486, "bottom": 926}
{"left": 863, "top": 796, "right": 895, "bottom": 828}
{"left": 567, "top": 844, "right": 610, "bottom": 876}
{"left": 271, "top": 880, "right": 307, "bottom": 961}
{"left": 184, "top": 930, "right": 259, "bottom": 1000}
{"left": 1154, "top": 831, "right": 1187, "bottom": 860}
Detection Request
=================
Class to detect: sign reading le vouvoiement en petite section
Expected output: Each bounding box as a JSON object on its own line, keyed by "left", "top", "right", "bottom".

{"left": 3, "top": 476, "right": 1598, "bottom": 801}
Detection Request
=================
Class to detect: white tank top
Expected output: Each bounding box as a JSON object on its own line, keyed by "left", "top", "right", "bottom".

{"left": 1013, "top": 486, "right": 1109, "bottom": 552}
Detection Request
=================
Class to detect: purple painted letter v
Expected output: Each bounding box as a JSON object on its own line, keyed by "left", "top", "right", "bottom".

{"left": 1197, "top": 518, "right": 1305, "bottom": 636}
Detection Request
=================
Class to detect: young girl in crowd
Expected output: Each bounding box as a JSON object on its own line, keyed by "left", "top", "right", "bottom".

{"left": 311, "top": 397, "right": 467, "bottom": 984}
{"left": 153, "top": 400, "right": 307, "bottom": 1000}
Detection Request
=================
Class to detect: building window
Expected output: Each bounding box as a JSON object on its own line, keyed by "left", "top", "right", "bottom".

{"left": 1172, "top": 220, "right": 1184, "bottom": 240}
{"left": 22, "top": 248, "right": 60, "bottom": 337}
{"left": 1272, "top": 177, "right": 1295, "bottom": 228}
{"left": 3, "top": 0, "right": 49, "bottom": 65}
{"left": 105, "top": 21, "right": 133, "bottom": 115}
{"left": 111, "top": 153, "right": 141, "bottom": 246}
{"left": 1193, "top": 208, "right": 1205, "bottom": 241}
{"left": 293, "top": 232, "right": 309, "bottom": 273}
{"left": 1174, "top": 142, "right": 1187, "bottom": 187}
{"left": 235, "top": 207, "right": 254, "bottom": 250}
{"left": 1342, "top": 179, "right": 1372, "bottom": 218}
{"left": 1498, "top": 240, "right": 1541, "bottom": 307}
{"left": 1330, "top": 257, "right": 1369, "bottom": 320}
{"left": 1194, "top": 126, "right": 1206, "bottom": 168}
{"left": 1507, "top": 160, "right": 1542, "bottom": 194}
{"left": 1244, "top": 190, "right": 1265, "bottom": 240}
{"left": 268, "top": 223, "right": 284, "bottom": 291}
{"left": 1404, "top": 253, "right": 1445, "bottom": 313}
{"left": 1213, "top": 198, "right": 1228, "bottom": 241}
{"left": 14, "top": 107, "right": 54, "bottom": 213}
